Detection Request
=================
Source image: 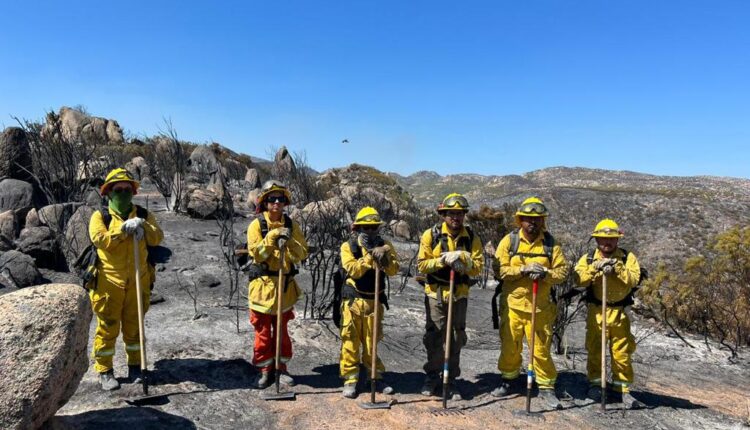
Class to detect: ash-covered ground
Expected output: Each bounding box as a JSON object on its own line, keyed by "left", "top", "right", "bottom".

{"left": 47, "top": 195, "right": 750, "bottom": 430}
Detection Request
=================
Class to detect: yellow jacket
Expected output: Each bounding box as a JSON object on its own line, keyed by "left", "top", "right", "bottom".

{"left": 574, "top": 248, "right": 640, "bottom": 305}
{"left": 417, "top": 223, "right": 484, "bottom": 301}
{"left": 247, "top": 212, "right": 308, "bottom": 314}
{"left": 495, "top": 231, "right": 568, "bottom": 313}
{"left": 89, "top": 206, "right": 164, "bottom": 288}
{"left": 341, "top": 236, "right": 399, "bottom": 295}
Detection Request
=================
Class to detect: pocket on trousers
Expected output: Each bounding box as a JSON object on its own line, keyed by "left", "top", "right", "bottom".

{"left": 90, "top": 290, "right": 110, "bottom": 318}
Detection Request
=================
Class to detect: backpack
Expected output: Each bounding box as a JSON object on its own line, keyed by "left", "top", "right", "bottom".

{"left": 332, "top": 235, "right": 389, "bottom": 328}
{"left": 73, "top": 205, "right": 160, "bottom": 290}
{"left": 239, "top": 214, "right": 297, "bottom": 283}
{"left": 491, "top": 229, "right": 556, "bottom": 329}
{"left": 582, "top": 248, "right": 648, "bottom": 307}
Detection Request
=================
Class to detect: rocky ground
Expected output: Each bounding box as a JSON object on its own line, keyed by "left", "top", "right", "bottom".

{"left": 46, "top": 193, "right": 750, "bottom": 430}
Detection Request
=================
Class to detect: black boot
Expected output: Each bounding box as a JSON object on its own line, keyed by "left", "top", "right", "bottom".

{"left": 420, "top": 374, "right": 439, "bottom": 396}
{"left": 256, "top": 371, "right": 273, "bottom": 389}
{"left": 491, "top": 380, "right": 513, "bottom": 397}
{"left": 587, "top": 385, "right": 602, "bottom": 403}
{"left": 538, "top": 389, "right": 562, "bottom": 410}
{"left": 128, "top": 365, "right": 142, "bottom": 384}
{"left": 447, "top": 379, "right": 463, "bottom": 401}
{"left": 99, "top": 370, "right": 119, "bottom": 391}
{"left": 621, "top": 392, "right": 645, "bottom": 409}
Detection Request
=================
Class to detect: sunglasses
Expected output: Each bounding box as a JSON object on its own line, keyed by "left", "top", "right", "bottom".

{"left": 111, "top": 187, "right": 133, "bottom": 194}
{"left": 360, "top": 225, "right": 379, "bottom": 232}
{"left": 266, "top": 195, "right": 289, "bottom": 204}
{"left": 519, "top": 202, "right": 547, "bottom": 214}
{"left": 443, "top": 210, "right": 465, "bottom": 218}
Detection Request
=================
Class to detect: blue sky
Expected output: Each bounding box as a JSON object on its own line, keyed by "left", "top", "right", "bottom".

{"left": 1, "top": 1, "right": 748, "bottom": 178}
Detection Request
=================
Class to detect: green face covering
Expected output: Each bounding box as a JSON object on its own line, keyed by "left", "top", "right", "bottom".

{"left": 108, "top": 189, "right": 133, "bottom": 217}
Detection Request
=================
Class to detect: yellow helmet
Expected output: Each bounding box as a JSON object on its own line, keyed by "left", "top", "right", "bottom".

{"left": 257, "top": 180, "right": 292, "bottom": 206}
{"left": 437, "top": 193, "right": 470, "bottom": 213}
{"left": 515, "top": 196, "right": 548, "bottom": 217}
{"left": 353, "top": 206, "right": 384, "bottom": 226}
{"left": 100, "top": 168, "right": 139, "bottom": 195}
{"left": 591, "top": 219, "right": 624, "bottom": 238}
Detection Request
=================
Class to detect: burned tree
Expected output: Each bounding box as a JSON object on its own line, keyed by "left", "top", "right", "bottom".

{"left": 142, "top": 120, "right": 189, "bottom": 212}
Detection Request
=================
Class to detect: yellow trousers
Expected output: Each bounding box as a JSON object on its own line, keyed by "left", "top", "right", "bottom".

{"left": 498, "top": 304, "right": 557, "bottom": 389}
{"left": 90, "top": 274, "right": 150, "bottom": 373}
{"left": 585, "top": 304, "right": 635, "bottom": 393}
{"left": 339, "top": 298, "right": 385, "bottom": 384}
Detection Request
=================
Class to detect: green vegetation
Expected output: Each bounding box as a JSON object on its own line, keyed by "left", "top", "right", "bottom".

{"left": 640, "top": 226, "right": 750, "bottom": 357}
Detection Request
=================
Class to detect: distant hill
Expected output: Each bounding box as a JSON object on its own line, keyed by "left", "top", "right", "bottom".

{"left": 390, "top": 167, "right": 750, "bottom": 265}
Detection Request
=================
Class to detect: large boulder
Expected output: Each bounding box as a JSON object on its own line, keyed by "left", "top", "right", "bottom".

{"left": 0, "top": 127, "right": 33, "bottom": 182}
{"left": 302, "top": 197, "right": 349, "bottom": 224}
{"left": 0, "top": 179, "right": 34, "bottom": 214}
{"left": 246, "top": 188, "right": 260, "bottom": 213}
{"left": 25, "top": 208, "right": 40, "bottom": 228}
{"left": 62, "top": 206, "right": 95, "bottom": 269}
{"left": 84, "top": 189, "right": 102, "bottom": 208}
{"left": 223, "top": 158, "right": 248, "bottom": 182}
{"left": 391, "top": 220, "right": 411, "bottom": 240}
{"left": 274, "top": 146, "right": 296, "bottom": 175}
{"left": 15, "top": 226, "right": 61, "bottom": 270}
{"left": 37, "top": 202, "right": 82, "bottom": 235}
{"left": 186, "top": 188, "right": 221, "bottom": 219}
{"left": 0, "top": 210, "right": 17, "bottom": 245}
{"left": 0, "top": 250, "right": 43, "bottom": 290}
{"left": 245, "top": 168, "right": 261, "bottom": 189}
{"left": 0, "top": 284, "right": 91, "bottom": 429}
{"left": 125, "top": 156, "right": 149, "bottom": 180}
{"left": 56, "top": 106, "right": 124, "bottom": 145}
{"left": 188, "top": 145, "right": 221, "bottom": 183}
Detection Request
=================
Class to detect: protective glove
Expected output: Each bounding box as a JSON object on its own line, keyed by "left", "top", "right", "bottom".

{"left": 267, "top": 227, "right": 291, "bottom": 248}
{"left": 443, "top": 251, "right": 463, "bottom": 266}
{"left": 529, "top": 271, "right": 546, "bottom": 281}
{"left": 602, "top": 264, "right": 615, "bottom": 275}
{"left": 451, "top": 251, "right": 473, "bottom": 272}
{"left": 371, "top": 245, "right": 391, "bottom": 267}
{"left": 121, "top": 217, "right": 145, "bottom": 235}
{"left": 521, "top": 262, "right": 546, "bottom": 276}
{"left": 277, "top": 227, "right": 291, "bottom": 249}
{"left": 451, "top": 261, "right": 467, "bottom": 274}
{"left": 593, "top": 258, "right": 617, "bottom": 271}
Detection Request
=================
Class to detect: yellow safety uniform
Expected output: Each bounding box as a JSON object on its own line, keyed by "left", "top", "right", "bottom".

{"left": 495, "top": 231, "right": 568, "bottom": 389}
{"left": 574, "top": 248, "right": 640, "bottom": 393}
{"left": 338, "top": 237, "right": 399, "bottom": 384}
{"left": 246, "top": 212, "right": 308, "bottom": 314}
{"left": 88, "top": 206, "right": 163, "bottom": 373}
{"left": 417, "top": 223, "right": 484, "bottom": 301}
{"left": 418, "top": 222, "right": 483, "bottom": 378}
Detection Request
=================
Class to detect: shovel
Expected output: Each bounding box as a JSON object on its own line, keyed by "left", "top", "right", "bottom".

{"left": 359, "top": 262, "right": 392, "bottom": 410}
{"left": 133, "top": 235, "right": 149, "bottom": 395}
{"left": 430, "top": 270, "right": 463, "bottom": 416}
{"left": 512, "top": 279, "right": 544, "bottom": 420}
{"left": 601, "top": 272, "right": 608, "bottom": 412}
{"left": 262, "top": 244, "right": 296, "bottom": 401}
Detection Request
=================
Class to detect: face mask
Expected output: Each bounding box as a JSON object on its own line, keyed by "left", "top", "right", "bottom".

{"left": 108, "top": 189, "right": 133, "bottom": 216}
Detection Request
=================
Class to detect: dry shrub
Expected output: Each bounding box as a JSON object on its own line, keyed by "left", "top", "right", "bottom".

{"left": 640, "top": 225, "right": 750, "bottom": 357}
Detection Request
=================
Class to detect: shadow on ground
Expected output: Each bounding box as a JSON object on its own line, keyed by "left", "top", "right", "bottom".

{"left": 294, "top": 364, "right": 340, "bottom": 389}
{"left": 48, "top": 407, "right": 196, "bottom": 430}
{"left": 151, "top": 357, "right": 257, "bottom": 390}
